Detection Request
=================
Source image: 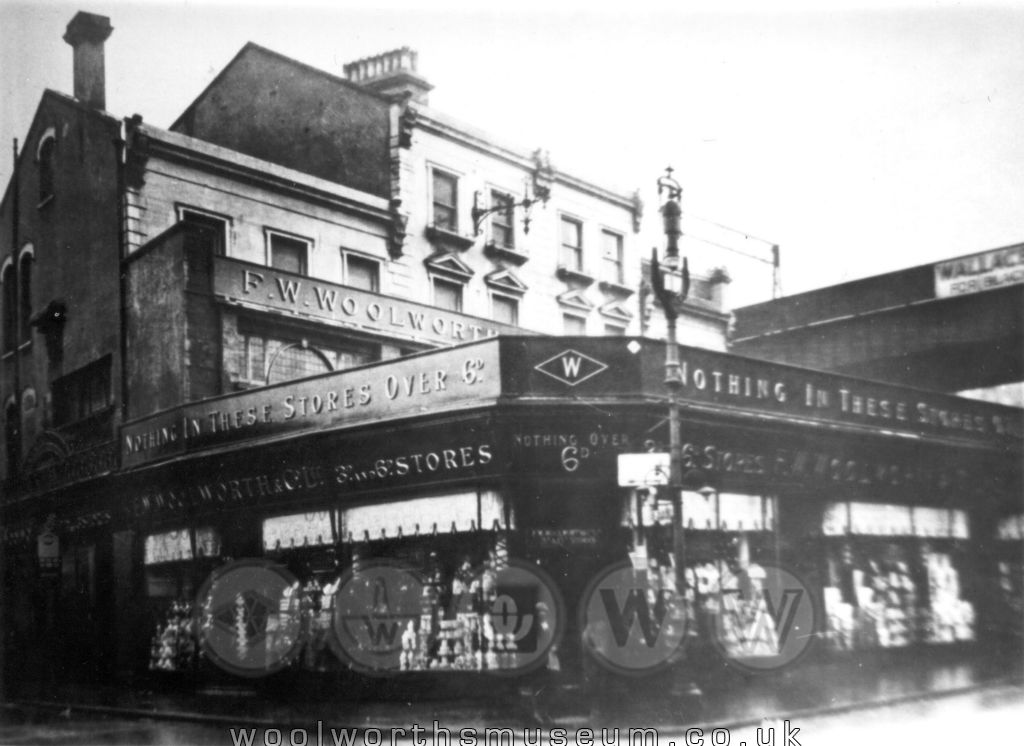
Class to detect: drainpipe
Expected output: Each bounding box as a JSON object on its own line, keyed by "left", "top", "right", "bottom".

{"left": 114, "top": 124, "right": 129, "bottom": 422}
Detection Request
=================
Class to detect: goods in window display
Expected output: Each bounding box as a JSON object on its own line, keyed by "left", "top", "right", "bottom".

{"left": 713, "top": 562, "right": 779, "bottom": 659}
{"left": 823, "top": 541, "right": 975, "bottom": 651}
{"left": 304, "top": 532, "right": 532, "bottom": 674}
{"left": 922, "top": 551, "right": 974, "bottom": 643}
{"left": 149, "top": 599, "right": 197, "bottom": 672}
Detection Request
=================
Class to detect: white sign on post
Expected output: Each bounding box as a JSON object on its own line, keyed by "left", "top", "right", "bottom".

{"left": 617, "top": 453, "right": 670, "bottom": 487}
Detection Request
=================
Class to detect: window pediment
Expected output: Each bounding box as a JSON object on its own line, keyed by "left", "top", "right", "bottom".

{"left": 599, "top": 300, "right": 634, "bottom": 323}
{"left": 424, "top": 251, "right": 474, "bottom": 282}
{"left": 557, "top": 289, "right": 594, "bottom": 313}
{"left": 484, "top": 269, "right": 527, "bottom": 296}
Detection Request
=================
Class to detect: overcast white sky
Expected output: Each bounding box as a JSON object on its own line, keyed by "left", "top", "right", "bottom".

{"left": 3, "top": 0, "right": 1023, "bottom": 305}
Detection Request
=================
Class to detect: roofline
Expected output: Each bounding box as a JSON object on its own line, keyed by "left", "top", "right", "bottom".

{"left": 1, "top": 89, "right": 120, "bottom": 253}
{"left": 414, "top": 106, "right": 637, "bottom": 208}
{"left": 137, "top": 122, "right": 392, "bottom": 222}
{"left": 167, "top": 42, "right": 637, "bottom": 209}
{"left": 738, "top": 240, "right": 1024, "bottom": 316}
{"left": 169, "top": 41, "right": 391, "bottom": 132}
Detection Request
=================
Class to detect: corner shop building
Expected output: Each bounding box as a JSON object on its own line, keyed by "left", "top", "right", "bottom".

{"left": 3, "top": 336, "right": 1022, "bottom": 687}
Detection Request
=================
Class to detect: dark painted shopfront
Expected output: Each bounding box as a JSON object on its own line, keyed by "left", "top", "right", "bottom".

{"left": 2, "top": 337, "right": 1022, "bottom": 694}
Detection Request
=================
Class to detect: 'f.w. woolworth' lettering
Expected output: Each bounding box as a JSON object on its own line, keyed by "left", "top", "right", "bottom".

{"left": 222, "top": 260, "right": 514, "bottom": 346}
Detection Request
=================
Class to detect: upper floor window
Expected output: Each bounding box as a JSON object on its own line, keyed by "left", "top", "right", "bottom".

{"left": 267, "top": 231, "right": 310, "bottom": 275}
{"left": 492, "top": 294, "right": 519, "bottom": 326}
{"left": 560, "top": 217, "right": 583, "bottom": 272}
{"left": 604, "top": 324, "right": 626, "bottom": 336}
{"left": 563, "top": 314, "right": 587, "bottom": 335}
{"left": 490, "top": 191, "right": 515, "bottom": 249}
{"left": 18, "top": 252, "right": 32, "bottom": 343}
{"left": 432, "top": 169, "right": 459, "bottom": 232}
{"left": 432, "top": 277, "right": 463, "bottom": 313}
{"left": 344, "top": 253, "right": 381, "bottom": 293}
{"left": 53, "top": 356, "right": 112, "bottom": 426}
{"left": 601, "top": 230, "right": 624, "bottom": 285}
{"left": 179, "top": 208, "right": 228, "bottom": 256}
{"left": 243, "top": 331, "right": 377, "bottom": 386}
{"left": 38, "top": 136, "right": 56, "bottom": 206}
{"left": 1, "top": 263, "right": 14, "bottom": 354}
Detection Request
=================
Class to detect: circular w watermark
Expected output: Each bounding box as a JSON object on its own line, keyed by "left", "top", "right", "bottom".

{"left": 579, "top": 562, "right": 688, "bottom": 676}
{"left": 196, "top": 559, "right": 306, "bottom": 677}
{"left": 707, "top": 562, "right": 818, "bottom": 672}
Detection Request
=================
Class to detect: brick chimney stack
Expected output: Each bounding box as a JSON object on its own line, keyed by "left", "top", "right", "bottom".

{"left": 344, "top": 47, "right": 433, "bottom": 105}
{"left": 63, "top": 11, "right": 113, "bottom": 110}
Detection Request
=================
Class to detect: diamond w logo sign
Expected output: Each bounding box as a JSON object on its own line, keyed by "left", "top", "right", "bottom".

{"left": 534, "top": 350, "right": 609, "bottom": 386}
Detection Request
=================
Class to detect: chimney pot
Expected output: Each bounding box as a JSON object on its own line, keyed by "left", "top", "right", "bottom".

{"left": 63, "top": 11, "right": 113, "bottom": 109}
{"left": 343, "top": 47, "right": 433, "bottom": 105}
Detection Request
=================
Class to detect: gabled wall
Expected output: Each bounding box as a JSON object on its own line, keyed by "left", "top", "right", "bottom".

{"left": 0, "top": 92, "right": 122, "bottom": 478}
{"left": 171, "top": 44, "right": 392, "bottom": 199}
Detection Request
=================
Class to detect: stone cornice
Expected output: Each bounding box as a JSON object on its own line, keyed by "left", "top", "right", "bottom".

{"left": 135, "top": 123, "right": 391, "bottom": 224}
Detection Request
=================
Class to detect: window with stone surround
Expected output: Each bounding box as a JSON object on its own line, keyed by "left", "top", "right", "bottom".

{"left": 267, "top": 230, "right": 310, "bottom": 275}
{"left": 431, "top": 169, "right": 459, "bottom": 232}
{"left": 560, "top": 216, "right": 584, "bottom": 272}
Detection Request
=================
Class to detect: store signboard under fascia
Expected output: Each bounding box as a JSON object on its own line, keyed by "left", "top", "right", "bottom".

{"left": 617, "top": 453, "right": 670, "bottom": 487}
{"left": 121, "top": 341, "right": 501, "bottom": 469}
{"left": 213, "top": 257, "right": 522, "bottom": 346}
{"left": 122, "top": 336, "right": 1023, "bottom": 472}
{"left": 934, "top": 244, "right": 1024, "bottom": 299}
{"left": 637, "top": 344, "right": 1023, "bottom": 443}
{"left": 498, "top": 338, "right": 1022, "bottom": 443}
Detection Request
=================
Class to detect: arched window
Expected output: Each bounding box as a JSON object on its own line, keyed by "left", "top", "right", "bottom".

{"left": 263, "top": 341, "right": 334, "bottom": 385}
{"left": 2, "top": 261, "right": 15, "bottom": 354}
{"left": 19, "top": 249, "right": 33, "bottom": 343}
{"left": 38, "top": 135, "right": 56, "bottom": 204}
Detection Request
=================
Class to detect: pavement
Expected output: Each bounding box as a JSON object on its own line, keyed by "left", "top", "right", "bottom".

{"left": 2, "top": 643, "right": 1022, "bottom": 735}
{"left": 2, "top": 684, "right": 1023, "bottom": 745}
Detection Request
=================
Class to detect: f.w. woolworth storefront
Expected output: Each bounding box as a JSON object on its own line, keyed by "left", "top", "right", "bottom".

{"left": 2, "top": 337, "right": 1022, "bottom": 692}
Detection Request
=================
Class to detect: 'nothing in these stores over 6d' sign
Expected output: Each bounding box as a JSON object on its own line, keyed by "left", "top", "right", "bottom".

{"left": 121, "top": 346, "right": 498, "bottom": 468}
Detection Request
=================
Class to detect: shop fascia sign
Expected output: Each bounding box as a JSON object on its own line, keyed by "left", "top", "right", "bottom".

{"left": 214, "top": 257, "right": 522, "bottom": 346}
{"left": 651, "top": 345, "right": 1022, "bottom": 443}
{"left": 504, "top": 338, "right": 1021, "bottom": 443}
{"left": 121, "top": 337, "right": 1021, "bottom": 472}
{"left": 121, "top": 341, "right": 501, "bottom": 469}
{"left": 934, "top": 244, "right": 1024, "bottom": 299}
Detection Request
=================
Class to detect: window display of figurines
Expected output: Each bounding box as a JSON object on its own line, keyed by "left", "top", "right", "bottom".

{"left": 405, "top": 537, "right": 515, "bottom": 672}
{"left": 264, "top": 542, "right": 341, "bottom": 673}
{"left": 273, "top": 530, "right": 519, "bottom": 674}
{"left": 149, "top": 598, "right": 198, "bottom": 672}
{"left": 143, "top": 526, "right": 222, "bottom": 675}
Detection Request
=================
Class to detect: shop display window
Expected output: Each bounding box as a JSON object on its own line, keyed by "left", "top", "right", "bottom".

{"left": 820, "top": 502, "right": 975, "bottom": 652}
{"left": 247, "top": 492, "right": 525, "bottom": 675}
{"left": 681, "top": 494, "right": 779, "bottom": 660}
{"left": 145, "top": 526, "right": 222, "bottom": 674}
{"left": 995, "top": 514, "right": 1023, "bottom": 641}
{"left": 355, "top": 533, "right": 513, "bottom": 673}
{"left": 625, "top": 490, "right": 781, "bottom": 659}
{"left": 263, "top": 512, "right": 335, "bottom": 552}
